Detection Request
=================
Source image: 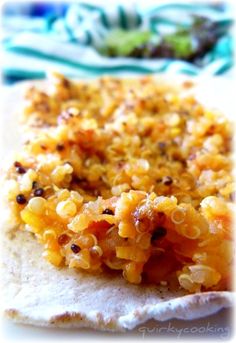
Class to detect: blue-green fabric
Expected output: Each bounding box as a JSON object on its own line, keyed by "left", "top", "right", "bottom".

{"left": 2, "top": 1, "right": 234, "bottom": 80}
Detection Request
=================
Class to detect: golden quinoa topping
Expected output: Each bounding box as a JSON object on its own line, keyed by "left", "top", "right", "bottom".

{"left": 6, "top": 73, "right": 233, "bottom": 293}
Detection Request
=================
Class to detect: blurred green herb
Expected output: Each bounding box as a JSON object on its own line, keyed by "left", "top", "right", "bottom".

{"left": 97, "top": 16, "right": 231, "bottom": 64}
{"left": 100, "top": 29, "right": 152, "bottom": 57}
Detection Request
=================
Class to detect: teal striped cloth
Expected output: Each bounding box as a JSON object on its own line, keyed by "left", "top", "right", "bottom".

{"left": 2, "top": 1, "right": 234, "bottom": 80}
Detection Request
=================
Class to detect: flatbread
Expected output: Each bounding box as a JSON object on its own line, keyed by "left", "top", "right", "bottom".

{"left": 0, "top": 223, "right": 233, "bottom": 332}
{"left": 0, "top": 77, "right": 234, "bottom": 331}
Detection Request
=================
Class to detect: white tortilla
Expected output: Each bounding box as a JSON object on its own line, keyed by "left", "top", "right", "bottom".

{"left": 0, "top": 77, "right": 234, "bottom": 331}
{"left": 0, "top": 224, "right": 233, "bottom": 332}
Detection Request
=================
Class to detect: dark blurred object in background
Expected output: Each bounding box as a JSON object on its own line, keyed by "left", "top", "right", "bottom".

{"left": 2, "top": 2, "right": 68, "bottom": 16}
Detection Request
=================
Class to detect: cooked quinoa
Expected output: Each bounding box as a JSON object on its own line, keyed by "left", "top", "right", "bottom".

{"left": 5, "top": 73, "right": 233, "bottom": 293}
